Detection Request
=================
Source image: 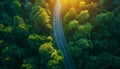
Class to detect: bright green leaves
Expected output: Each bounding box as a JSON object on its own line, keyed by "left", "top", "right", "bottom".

{"left": 0, "top": 0, "right": 61, "bottom": 69}
{"left": 77, "top": 23, "right": 93, "bottom": 35}
{"left": 69, "top": 46, "right": 83, "bottom": 58}
{"left": 39, "top": 43, "right": 64, "bottom": 69}
{"left": 63, "top": 7, "right": 77, "bottom": 26}
{"left": 77, "top": 10, "right": 90, "bottom": 24}
{"left": 67, "top": 20, "right": 79, "bottom": 31}
{"left": 30, "top": 6, "right": 50, "bottom": 24}
{"left": 13, "top": 16, "right": 29, "bottom": 40}
{"left": 1, "top": 45, "right": 18, "bottom": 57}
{"left": 0, "top": 24, "right": 13, "bottom": 34}
{"left": 21, "top": 63, "right": 35, "bottom": 69}
{"left": 64, "top": 20, "right": 79, "bottom": 38}
{"left": 79, "top": 1, "right": 86, "bottom": 8}
{"left": 48, "top": 50, "right": 63, "bottom": 69}
{"left": 0, "top": 24, "right": 13, "bottom": 38}
{"left": 14, "top": 16, "right": 28, "bottom": 31}
{"left": 92, "top": 12, "right": 115, "bottom": 40}
{"left": 39, "top": 43, "right": 54, "bottom": 55}
{"left": 30, "top": 5, "right": 52, "bottom": 34}
{"left": 20, "top": 57, "right": 39, "bottom": 69}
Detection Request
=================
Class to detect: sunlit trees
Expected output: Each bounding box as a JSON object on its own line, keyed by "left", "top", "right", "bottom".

{"left": 48, "top": 50, "right": 63, "bottom": 69}
{"left": 67, "top": 20, "right": 79, "bottom": 32}
{"left": 0, "top": 0, "right": 57, "bottom": 69}
{"left": 0, "top": 0, "right": 120, "bottom": 69}
{"left": 78, "top": 1, "right": 97, "bottom": 15}
{"left": 64, "top": 1, "right": 119, "bottom": 69}
{"left": 0, "top": 24, "right": 13, "bottom": 39}
{"left": 64, "top": 20, "right": 79, "bottom": 40}
{"left": 13, "top": 16, "right": 29, "bottom": 42}
{"left": 20, "top": 63, "right": 36, "bottom": 69}
{"left": 30, "top": 4, "right": 52, "bottom": 34}
{"left": 63, "top": 7, "right": 77, "bottom": 26}
{"left": 20, "top": 56, "right": 39, "bottom": 69}
{"left": 39, "top": 43, "right": 64, "bottom": 69}
{"left": 79, "top": 1, "right": 86, "bottom": 9}
{"left": 77, "top": 10, "right": 90, "bottom": 24}
{"left": 30, "top": 6, "right": 50, "bottom": 24}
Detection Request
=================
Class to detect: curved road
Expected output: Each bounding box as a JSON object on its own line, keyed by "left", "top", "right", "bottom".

{"left": 53, "top": 0, "right": 76, "bottom": 69}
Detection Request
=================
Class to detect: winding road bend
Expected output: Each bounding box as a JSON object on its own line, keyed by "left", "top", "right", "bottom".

{"left": 53, "top": 0, "right": 76, "bottom": 69}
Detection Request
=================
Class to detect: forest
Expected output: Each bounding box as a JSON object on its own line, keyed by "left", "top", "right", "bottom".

{"left": 0, "top": 0, "right": 120, "bottom": 69}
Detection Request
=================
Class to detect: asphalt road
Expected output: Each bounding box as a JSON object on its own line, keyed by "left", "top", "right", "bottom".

{"left": 53, "top": 0, "right": 76, "bottom": 69}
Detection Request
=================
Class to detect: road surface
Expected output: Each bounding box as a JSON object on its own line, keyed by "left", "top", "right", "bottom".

{"left": 53, "top": 0, "right": 76, "bottom": 69}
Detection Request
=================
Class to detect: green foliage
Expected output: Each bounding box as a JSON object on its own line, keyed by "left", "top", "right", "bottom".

{"left": 12, "top": 0, "right": 21, "bottom": 9}
{"left": 39, "top": 43, "right": 54, "bottom": 56}
{"left": 1, "top": 45, "right": 19, "bottom": 69}
{"left": 73, "top": 22, "right": 93, "bottom": 40}
{"left": 0, "top": 0, "right": 120, "bottom": 69}
{"left": 0, "top": 24, "right": 13, "bottom": 38}
{"left": 35, "top": 0, "right": 46, "bottom": 6}
{"left": 2, "top": 45, "right": 18, "bottom": 57}
{"left": 48, "top": 50, "right": 63, "bottom": 69}
{"left": 0, "top": 0, "right": 60, "bottom": 69}
{"left": 67, "top": 20, "right": 79, "bottom": 31}
{"left": 28, "top": 34, "right": 46, "bottom": 51}
{"left": 64, "top": 1, "right": 120, "bottom": 69}
{"left": 46, "top": 36, "right": 53, "bottom": 42}
{"left": 30, "top": 5, "right": 51, "bottom": 34}
{"left": 21, "top": 63, "right": 36, "bottom": 69}
{"left": 76, "top": 38, "right": 93, "bottom": 50}
{"left": 20, "top": 56, "right": 39, "bottom": 69}
{"left": 11, "top": 0, "right": 21, "bottom": 15}
{"left": 63, "top": 7, "right": 77, "bottom": 26}
{"left": 112, "top": 14, "right": 120, "bottom": 35}
{"left": 2, "top": 56, "right": 18, "bottom": 69}
{"left": 30, "top": 6, "right": 50, "bottom": 24}
{"left": 79, "top": 1, "right": 86, "bottom": 8}
{"left": 77, "top": 10, "right": 90, "bottom": 24}
{"left": 39, "top": 43, "right": 63, "bottom": 69}
{"left": 15, "top": 48, "right": 28, "bottom": 60}
{"left": 95, "top": 12, "right": 115, "bottom": 25}
{"left": 0, "top": 40, "right": 4, "bottom": 51}
{"left": 64, "top": 20, "right": 79, "bottom": 39}
{"left": 13, "top": 16, "right": 29, "bottom": 40}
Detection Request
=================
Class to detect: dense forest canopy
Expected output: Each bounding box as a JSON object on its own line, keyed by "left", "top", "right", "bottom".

{"left": 0, "top": 0, "right": 120, "bottom": 69}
